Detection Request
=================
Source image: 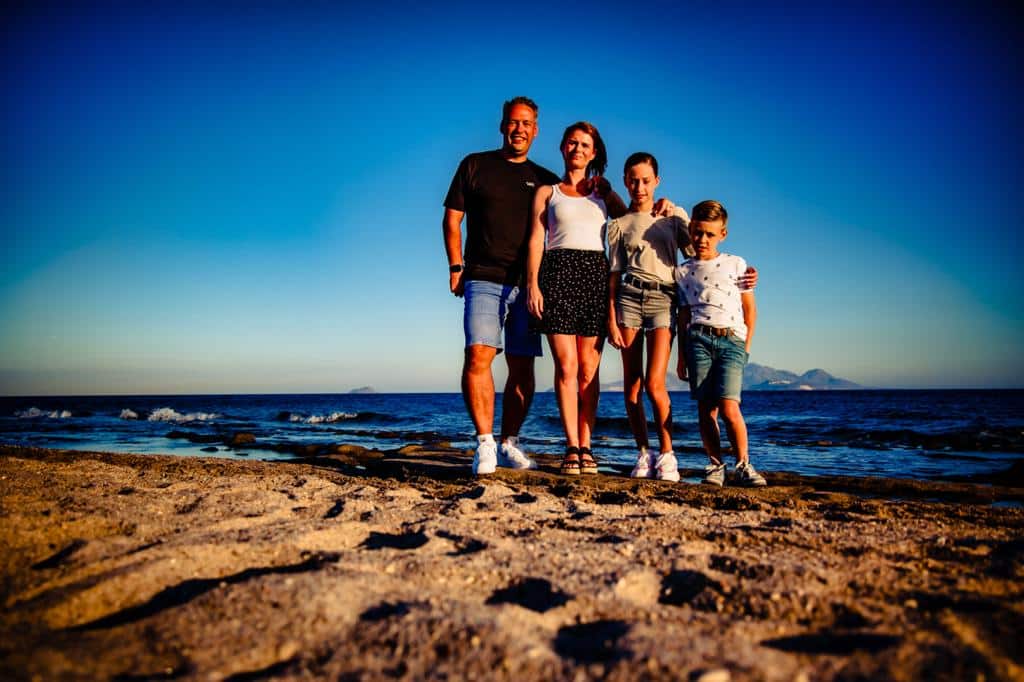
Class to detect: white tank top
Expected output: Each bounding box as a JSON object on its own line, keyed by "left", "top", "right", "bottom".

{"left": 545, "top": 184, "right": 607, "bottom": 252}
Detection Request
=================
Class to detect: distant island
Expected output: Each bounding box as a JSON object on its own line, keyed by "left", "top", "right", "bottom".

{"left": 600, "top": 363, "right": 861, "bottom": 392}
{"left": 348, "top": 386, "right": 376, "bottom": 394}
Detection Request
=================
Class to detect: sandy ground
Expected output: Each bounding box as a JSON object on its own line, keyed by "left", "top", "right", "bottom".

{"left": 1, "top": 444, "right": 1022, "bottom": 681}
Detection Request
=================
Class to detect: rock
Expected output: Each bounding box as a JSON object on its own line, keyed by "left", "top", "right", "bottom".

{"left": 229, "top": 432, "right": 256, "bottom": 447}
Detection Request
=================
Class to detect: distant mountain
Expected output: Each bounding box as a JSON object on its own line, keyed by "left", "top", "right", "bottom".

{"left": 602, "top": 363, "right": 859, "bottom": 391}
{"left": 349, "top": 386, "right": 376, "bottom": 394}
{"left": 744, "top": 363, "right": 860, "bottom": 390}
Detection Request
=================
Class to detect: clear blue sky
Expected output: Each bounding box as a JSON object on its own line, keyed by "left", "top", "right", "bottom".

{"left": 2, "top": 1, "right": 1021, "bottom": 394}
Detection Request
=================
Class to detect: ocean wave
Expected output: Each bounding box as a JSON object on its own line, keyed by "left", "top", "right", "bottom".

{"left": 147, "top": 407, "right": 221, "bottom": 423}
{"left": 120, "top": 409, "right": 139, "bottom": 420}
{"left": 275, "top": 411, "right": 399, "bottom": 424}
{"left": 15, "top": 407, "right": 72, "bottom": 419}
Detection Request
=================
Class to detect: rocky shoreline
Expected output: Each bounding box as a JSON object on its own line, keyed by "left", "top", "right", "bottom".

{"left": 2, "top": 444, "right": 1022, "bottom": 680}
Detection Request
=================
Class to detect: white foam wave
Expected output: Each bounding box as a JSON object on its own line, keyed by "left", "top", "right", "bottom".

{"left": 120, "top": 409, "right": 139, "bottom": 420}
{"left": 147, "top": 407, "right": 220, "bottom": 423}
{"left": 304, "top": 411, "right": 358, "bottom": 424}
{"left": 15, "top": 407, "right": 72, "bottom": 419}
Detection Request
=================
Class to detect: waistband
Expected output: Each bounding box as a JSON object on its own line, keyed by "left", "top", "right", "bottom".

{"left": 689, "top": 324, "right": 731, "bottom": 337}
{"left": 622, "top": 273, "right": 675, "bottom": 295}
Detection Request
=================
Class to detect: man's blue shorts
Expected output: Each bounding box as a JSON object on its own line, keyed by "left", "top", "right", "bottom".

{"left": 463, "top": 280, "right": 542, "bottom": 357}
{"left": 684, "top": 326, "right": 748, "bottom": 403}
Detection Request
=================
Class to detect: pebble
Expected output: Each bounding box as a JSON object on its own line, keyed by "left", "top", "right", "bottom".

{"left": 694, "top": 668, "right": 731, "bottom": 682}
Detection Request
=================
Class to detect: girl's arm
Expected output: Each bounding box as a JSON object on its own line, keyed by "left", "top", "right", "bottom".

{"left": 607, "top": 274, "right": 624, "bottom": 348}
{"left": 676, "top": 305, "right": 691, "bottom": 380}
{"left": 526, "top": 186, "right": 553, "bottom": 319}
{"left": 740, "top": 291, "right": 756, "bottom": 353}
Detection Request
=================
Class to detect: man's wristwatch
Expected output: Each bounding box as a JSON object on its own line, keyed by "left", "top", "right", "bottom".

{"left": 449, "top": 264, "right": 464, "bottom": 274}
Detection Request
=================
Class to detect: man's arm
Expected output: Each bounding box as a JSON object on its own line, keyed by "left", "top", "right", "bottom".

{"left": 740, "top": 291, "right": 756, "bottom": 353}
{"left": 443, "top": 208, "right": 465, "bottom": 296}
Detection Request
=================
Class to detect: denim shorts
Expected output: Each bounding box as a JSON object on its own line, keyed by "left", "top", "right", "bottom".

{"left": 463, "top": 279, "right": 542, "bottom": 357}
{"left": 684, "top": 327, "right": 748, "bottom": 403}
{"left": 615, "top": 279, "right": 676, "bottom": 330}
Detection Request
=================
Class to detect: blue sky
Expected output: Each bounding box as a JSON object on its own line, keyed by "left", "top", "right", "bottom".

{"left": 2, "top": 1, "right": 1021, "bottom": 394}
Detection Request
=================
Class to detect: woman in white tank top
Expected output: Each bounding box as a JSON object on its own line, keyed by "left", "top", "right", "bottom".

{"left": 524, "top": 122, "right": 678, "bottom": 476}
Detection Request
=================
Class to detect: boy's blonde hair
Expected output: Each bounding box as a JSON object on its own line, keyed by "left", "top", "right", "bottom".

{"left": 691, "top": 200, "right": 729, "bottom": 226}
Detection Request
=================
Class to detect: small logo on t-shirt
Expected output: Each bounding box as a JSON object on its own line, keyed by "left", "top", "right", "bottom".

{"left": 525, "top": 182, "right": 535, "bottom": 188}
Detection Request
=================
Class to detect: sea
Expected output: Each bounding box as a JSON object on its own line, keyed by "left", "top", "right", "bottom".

{"left": 1, "top": 390, "right": 1021, "bottom": 482}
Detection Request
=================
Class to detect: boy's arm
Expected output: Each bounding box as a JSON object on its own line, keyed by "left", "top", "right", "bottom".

{"left": 740, "top": 291, "right": 756, "bottom": 353}
{"left": 676, "top": 305, "right": 691, "bottom": 380}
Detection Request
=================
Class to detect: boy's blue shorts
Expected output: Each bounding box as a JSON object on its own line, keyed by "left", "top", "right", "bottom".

{"left": 685, "top": 326, "right": 748, "bottom": 403}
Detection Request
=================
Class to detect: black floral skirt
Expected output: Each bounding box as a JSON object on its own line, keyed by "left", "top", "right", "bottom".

{"left": 531, "top": 248, "right": 609, "bottom": 337}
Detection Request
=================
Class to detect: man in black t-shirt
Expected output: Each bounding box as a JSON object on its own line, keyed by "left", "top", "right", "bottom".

{"left": 443, "top": 97, "right": 560, "bottom": 475}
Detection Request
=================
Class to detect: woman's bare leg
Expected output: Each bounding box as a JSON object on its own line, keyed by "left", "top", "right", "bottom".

{"left": 576, "top": 335, "right": 603, "bottom": 449}
{"left": 548, "top": 334, "right": 580, "bottom": 447}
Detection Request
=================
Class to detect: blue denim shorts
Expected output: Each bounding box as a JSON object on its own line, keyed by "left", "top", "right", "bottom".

{"left": 684, "top": 327, "right": 748, "bottom": 403}
{"left": 463, "top": 280, "right": 543, "bottom": 357}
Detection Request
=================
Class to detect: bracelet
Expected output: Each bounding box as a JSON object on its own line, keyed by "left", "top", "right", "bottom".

{"left": 449, "top": 264, "right": 464, "bottom": 274}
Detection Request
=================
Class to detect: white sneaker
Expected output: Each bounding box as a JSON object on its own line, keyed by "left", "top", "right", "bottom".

{"left": 498, "top": 438, "right": 537, "bottom": 470}
{"left": 734, "top": 461, "right": 767, "bottom": 487}
{"left": 473, "top": 440, "right": 497, "bottom": 475}
{"left": 630, "top": 449, "right": 654, "bottom": 478}
{"left": 654, "top": 451, "right": 680, "bottom": 482}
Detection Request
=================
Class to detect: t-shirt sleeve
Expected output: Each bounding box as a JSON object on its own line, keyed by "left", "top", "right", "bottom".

{"left": 537, "top": 164, "right": 561, "bottom": 186}
{"left": 607, "top": 219, "right": 624, "bottom": 272}
{"left": 443, "top": 156, "right": 471, "bottom": 211}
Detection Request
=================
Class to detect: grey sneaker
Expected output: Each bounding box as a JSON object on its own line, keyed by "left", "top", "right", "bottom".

{"left": 473, "top": 440, "right": 497, "bottom": 475}
{"left": 498, "top": 438, "right": 537, "bottom": 470}
{"left": 734, "top": 461, "right": 767, "bottom": 487}
{"left": 702, "top": 462, "right": 726, "bottom": 486}
{"left": 654, "top": 452, "right": 681, "bottom": 482}
{"left": 630, "top": 449, "right": 654, "bottom": 478}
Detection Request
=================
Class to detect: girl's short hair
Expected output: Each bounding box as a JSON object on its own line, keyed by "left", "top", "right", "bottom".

{"left": 691, "top": 200, "right": 729, "bottom": 225}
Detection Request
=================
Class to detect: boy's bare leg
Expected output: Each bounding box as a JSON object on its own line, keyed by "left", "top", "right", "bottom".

{"left": 500, "top": 354, "right": 535, "bottom": 440}
{"left": 577, "top": 335, "right": 603, "bottom": 450}
{"left": 462, "top": 345, "right": 497, "bottom": 435}
{"left": 619, "top": 327, "right": 649, "bottom": 450}
{"left": 719, "top": 399, "right": 749, "bottom": 464}
{"left": 645, "top": 328, "right": 674, "bottom": 453}
{"left": 697, "top": 400, "right": 722, "bottom": 464}
{"left": 549, "top": 334, "right": 580, "bottom": 447}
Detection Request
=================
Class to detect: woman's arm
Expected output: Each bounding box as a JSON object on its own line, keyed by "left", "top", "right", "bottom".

{"left": 604, "top": 189, "right": 628, "bottom": 219}
{"left": 526, "top": 185, "right": 553, "bottom": 319}
{"left": 607, "top": 274, "right": 624, "bottom": 348}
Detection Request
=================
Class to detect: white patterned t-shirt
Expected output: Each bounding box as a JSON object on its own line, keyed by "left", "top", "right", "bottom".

{"left": 675, "top": 253, "right": 749, "bottom": 340}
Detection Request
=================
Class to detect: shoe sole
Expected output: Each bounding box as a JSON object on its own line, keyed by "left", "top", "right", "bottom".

{"left": 497, "top": 458, "right": 537, "bottom": 470}
{"left": 701, "top": 479, "right": 724, "bottom": 486}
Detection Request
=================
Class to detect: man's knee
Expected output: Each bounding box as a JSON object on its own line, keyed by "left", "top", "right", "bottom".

{"left": 464, "top": 345, "right": 497, "bottom": 374}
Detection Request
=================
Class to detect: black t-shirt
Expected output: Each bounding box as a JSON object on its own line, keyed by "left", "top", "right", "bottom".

{"left": 444, "top": 150, "right": 560, "bottom": 285}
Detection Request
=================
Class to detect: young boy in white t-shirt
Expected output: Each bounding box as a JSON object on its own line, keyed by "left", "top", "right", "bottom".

{"left": 675, "top": 200, "right": 766, "bottom": 487}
